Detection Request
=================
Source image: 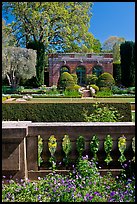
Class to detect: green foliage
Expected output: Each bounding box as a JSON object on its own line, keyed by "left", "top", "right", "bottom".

{"left": 83, "top": 102, "right": 123, "bottom": 122}
{"left": 2, "top": 19, "right": 17, "bottom": 48}
{"left": 38, "top": 135, "right": 43, "bottom": 166}
{"left": 120, "top": 41, "right": 135, "bottom": 87}
{"left": 2, "top": 102, "right": 132, "bottom": 122}
{"left": 132, "top": 137, "right": 135, "bottom": 162}
{"left": 2, "top": 47, "right": 37, "bottom": 88}
{"left": 76, "top": 136, "right": 85, "bottom": 159}
{"left": 27, "top": 40, "right": 45, "bottom": 86}
{"left": 102, "top": 36, "right": 125, "bottom": 51}
{"left": 64, "top": 89, "right": 81, "bottom": 98}
{"left": 62, "top": 135, "right": 72, "bottom": 167}
{"left": 113, "top": 63, "right": 121, "bottom": 85}
{"left": 92, "top": 38, "right": 101, "bottom": 53}
{"left": 90, "top": 84, "right": 99, "bottom": 93}
{"left": 111, "top": 86, "right": 128, "bottom": 95}
{"left": 104, "top": 135, "right": 113, "bottom": 165}
{"left": 118, "top": 135, "right": 126, "bottom": 164}
{"left": 71, "top": 74, "right": 78, "bottom": 85}
{"left": 90, "top": 135, "right": 99, "bottom": 161}
{"left": 2, "top": 159, "right": 135, "bottom": 202}
{"left": 57, "top": 72, "right": 75, "bottom": 91}
{"left": 96, "top": 89, "right": 113, "bottom": 97}
{"left": 97, "top": 72, "right": 115, "bottom": 89}
{"left": 86, "top": 74, "right": 98, "bottom": 85}
{"left": 48, "top": 135, "right": 57, "bottom": 170}
{"left": 76, "top": 156, "right": 99, "bottom": 178}
{"left": 3, "top": 2, "right": 95, "bottom": 53}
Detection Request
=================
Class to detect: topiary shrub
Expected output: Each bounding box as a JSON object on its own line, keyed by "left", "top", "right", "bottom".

{"left": 97, "top": 72, "right": 115, "bottom": 90}
{"left": 90, "top": 84, "right": 99, "bottom": 93}
{"left": 71, "top": 74, "right": 78, "bottom": 85}
{"left": 66, "top": 84, "right": 81, "bottom": 91}
{"left": 57, "top": 72, "right": 75, "bottom": 91}
{"left": 86, "top": 74, "right": 98, "bottom": 85}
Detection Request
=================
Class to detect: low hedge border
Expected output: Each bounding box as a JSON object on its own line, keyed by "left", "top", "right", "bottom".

{"left": 2, "top": 103, "right": 132, "bottom": 122}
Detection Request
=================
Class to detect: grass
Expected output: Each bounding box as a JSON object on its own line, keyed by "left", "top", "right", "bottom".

{"left": 3, "top": 97, "right": 135, "bottom": 103}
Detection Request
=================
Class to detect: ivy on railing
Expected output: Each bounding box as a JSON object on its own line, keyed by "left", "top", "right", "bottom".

{"left": 132, "top": 137, "right": 135, "bottom": 162}
{"left": 104, "top": 134, "right": 113, "bottom": 165}
{"left": 90, "top": 134, "right": 99, "bottom": 161}
{"left": 118, "top": 135, "right": 126, "bottom": 164}
{"left": 48, "top": 135, "right": 57, "bottom": 170}
{"left": 62, "top": 135, "right": 71, "bottom": 167}
{"left": 37, "top": 133, "right": 134, "bottom": 169}
{"left": 76, "top": 135, "right": 85, "bottom": 160}
{"left": 38, "top": 135, "right": 43, "bottom": 167}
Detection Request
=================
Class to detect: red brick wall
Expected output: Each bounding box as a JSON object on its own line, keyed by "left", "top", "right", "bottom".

{"left": 49, "top": 58, "right": 113, "bottom": 86}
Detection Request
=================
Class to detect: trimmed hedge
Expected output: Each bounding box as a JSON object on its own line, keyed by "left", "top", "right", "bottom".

{"left": 2, "top": 103, "right": 132, "bottom": 122}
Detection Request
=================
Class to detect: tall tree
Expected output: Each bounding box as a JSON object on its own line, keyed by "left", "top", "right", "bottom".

{"left": 92, "top": 39, "right": 101, "bottom": 53}
{"left": 2, "top": 2, "right": 96, "bottom": 85}
{"left": 102, "top": 36, "right": 125, "bottom": 52}
{"left": 2, "top": 19, "right": 17, "bottom": 48}
{"left": 2, "top": 47, "right": 36, "bottom": 88}
{"left": 120, "top": 41, "right": 135, "bottom": 87}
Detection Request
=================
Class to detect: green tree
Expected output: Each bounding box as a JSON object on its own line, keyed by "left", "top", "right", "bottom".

{"left": 3, "top": 2, "right": 96, "bottom": 85}
{"left": 102, "top": 36, "right": 125, "bottom": 52}
{"left": 2, "top": 19, "right": 17, "bottom": 48}
{"left": 92, "top": 39, "right": 101, "bottom": 53}
{"left": 2, "top": 47, "right": 36, "bottom": 88}
{"left": 120, "top": 41, "right": 135, "bottom": 87}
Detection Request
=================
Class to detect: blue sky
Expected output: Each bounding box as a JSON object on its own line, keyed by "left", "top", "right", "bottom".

{"left": 89, "top": 2, "right": 135, "bottom": 44}
{"left": 2, "top": 2, "right": 135, "bottom": 46}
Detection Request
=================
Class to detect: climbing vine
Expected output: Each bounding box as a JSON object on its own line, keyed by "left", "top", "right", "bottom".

{"left": 38, "top": 135, "right": 43, "bottom": 167}
{"left": 48, "top": 135, "right": 57, "bottom": 170}
{"left": 76, "top": 135, "right": 85, "bottom": 160}
{"left": 104, "top": 134, "right": 113, "bottom": 165}
{"left": 118, "top": 135, "right": 126, "bottom": 164}
{"left": 132, "top": 137, "right": 135, "bottom": 162}
{"left": 90, "top": 134, "right": 99, "bottom": 161}
{"left": 62, "top": 135, "right": 72, "bottom": 167}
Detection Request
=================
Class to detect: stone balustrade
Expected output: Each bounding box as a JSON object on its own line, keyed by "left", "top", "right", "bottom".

{"left": 2, "top": 121, "right": 135, "bottom": 180}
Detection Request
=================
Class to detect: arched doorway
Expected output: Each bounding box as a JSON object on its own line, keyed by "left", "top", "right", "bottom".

{"left": 76, "top": 66, "right": 86, "bottom": 86}
{"left": 92, "top": 65, "right": 104, "bottom": 77}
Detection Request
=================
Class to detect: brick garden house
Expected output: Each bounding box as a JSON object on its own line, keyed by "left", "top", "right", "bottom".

{"left": 47, "top": 53, "right": 113, "bottom": 86}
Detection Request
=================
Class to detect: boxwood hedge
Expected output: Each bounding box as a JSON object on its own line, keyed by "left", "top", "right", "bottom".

{"left": 2, "top": 103, "right": 132, "bottom": 122}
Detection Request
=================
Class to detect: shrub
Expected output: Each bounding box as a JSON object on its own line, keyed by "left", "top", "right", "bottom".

{"left": 90, "top": 84, "right": 99, "bottom": 93}
{"left": 111, "top": 86, "right": 128, "bottom": 95}
{"left": 96, "top": 90, "right": 113, "bottom": 97}
{"left": 63, "top": 90, "right": 81, "bottom": 98}
{"left": 57, "top": 72, "right": 75, "bottom": 91}
{"left": 83, "top": 102, "right": 122, "bottom": 122}
{"left": 66, "top": 84, "right": 81, "bottom": 92}
{"left": 97, "top": 72, "right": 115, "bottom": 89}
{"left": 113, "top": 63, "right": 121, "bottom": 85}
{"left": 86, "top": 74, "right": 98, "bottom": 85}
{"left": 71, "top": 74, "right": 78, "bottom": 84}
{"left": 2, "top": 103, "right": 132, "bottom": 122}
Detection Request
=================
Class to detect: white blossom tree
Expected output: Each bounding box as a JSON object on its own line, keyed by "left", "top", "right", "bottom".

{"left": 2, "top": 47, "right": 36, "bottom": 88}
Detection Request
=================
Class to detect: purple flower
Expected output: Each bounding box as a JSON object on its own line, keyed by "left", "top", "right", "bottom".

{"left": 110, "top": 191, "right": 116, "bottom": 197}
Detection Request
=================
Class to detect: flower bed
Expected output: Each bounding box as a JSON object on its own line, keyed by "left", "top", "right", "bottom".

{"left": 2, "top": 156, "right": 135, "bottom": 202}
